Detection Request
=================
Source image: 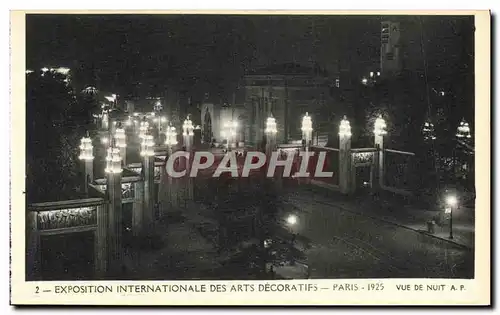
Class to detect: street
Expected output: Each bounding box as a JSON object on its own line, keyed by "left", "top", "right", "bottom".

{"left": 279, "top": 189, "right": 474, "bottom": 278}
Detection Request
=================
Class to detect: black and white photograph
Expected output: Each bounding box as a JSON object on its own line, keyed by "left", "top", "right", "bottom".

{"left": 10, "top": 10, "right": 491, "bottom": 305}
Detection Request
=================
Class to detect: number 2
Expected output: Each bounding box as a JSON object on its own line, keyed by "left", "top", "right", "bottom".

{"left": 35, "top": 286, "right": 39, "bottom": 294}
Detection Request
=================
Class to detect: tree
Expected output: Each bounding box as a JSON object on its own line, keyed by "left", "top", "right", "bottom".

{"left": 26, "top": 71, "right": 88, "bottom": 203}
{"left": 213, "top": 168, "right": 307, "bottom": 279}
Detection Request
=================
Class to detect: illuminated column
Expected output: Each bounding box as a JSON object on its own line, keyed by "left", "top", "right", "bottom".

{"left": 141, "top": 132, "right": 155, "bottom": 229}
{"left": 132, "top": 180, "right": 144, "bottom": 237}
{"left": 162, "top": 125, "right": 178, "bottom": 214}
{"left": 373, "top": 115, "right": 387, "bottom": 189}
{"left": 138, "top": 118, "right": 149, "bottom": 142}
{"left": 114, "top": 123, "right": 127, "bottom": 166}
{"left": 104, "top": 142, "right": 123, "bottom": 274}
{"left": 95, "top": 202, "right": 108, "bottom": 277}
{"left": 456, "top": 118, "right": 472, "bottom": 141}
{"left": 301, "top": 112, "right": 313, "bottom": 151}
{"left": 158, "top": 116, "right": 168, "bottom": 144}
{"left": 102, "top": 110, "right": 109, "bottom": 131}
{"left": 265, "top": 116, "right": 278, "bottom": 157}
{"left": 111, "top": 120, "right": 117, "bottom": 136}
{"left": 423, "top": 119, "right": 437, "bottom": 142}
{"left": 125, "top": 115, "right": 134, "bottom": 130}
{"left": 182, "top": 115, "right": 194, "bottom": 151}
{"left": 78, "top": 134, "right": 94, "bottom": 194}
{"left": 338, "top": 116, "right": 353, "bottom": 195}
{"left": 182, "top": 116, "right": 194, "bottom": 204}
{"left": 221, "top": 121, "right": 236, "bottom": 151}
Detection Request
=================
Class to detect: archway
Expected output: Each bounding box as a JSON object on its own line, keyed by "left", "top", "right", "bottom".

{"left": 203, "top": 110, "right": 213, "bottom": 143}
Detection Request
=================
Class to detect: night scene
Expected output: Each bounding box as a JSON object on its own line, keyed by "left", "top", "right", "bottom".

{"left": 25, "top": 14, "right": 475, "bottom": 281}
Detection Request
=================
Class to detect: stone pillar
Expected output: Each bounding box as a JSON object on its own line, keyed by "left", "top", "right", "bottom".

{"left": 158, "top": 159, "right": 167, "bottom": 217}
{"left": 132, "top": 181, "right": 144, "bottom": 236}
{"left": 94, "top": 203, "right": 108, "bottom": 277}
{"left": 164, "top": 126, "right": 179, "bottom": 213}
{"left": 114, "top": 124, "right": 127, "bottom": 167}
{"left": 106, "top": 170, "right": 122, "bottom": 275}
{"left": 102, "top": 112, "right": 109, "bottom": 130}
{"left": 143, "top": 155, "right": 155, "bottom": 229}
{"left": 265, "top": 116, "right": 279, "bottom": 189}
{"left": 104, "top": 144, "right": 123, "bottom": 276}
{"left": 301, "top": 112, "right": 313, "bottom": 150}
{"left": 79, "top": 135, "right": 94, "bottom": 195}
{"left": 374, "top": 134, "right": 384, "bottom": 188}
{"left": 26, "top": 211, "right": 39, "bottom": 281}
{"left": 339, "top": 117, "right": 352, "bottom": 194}
{"left": 182, "top": 117, "right": 194, "bottom": 205}
{"left": 265, "top": 116, "right": 277, "bottom": 158}
{"left": 373, "top": 115, "right": 387, "bottom": 189}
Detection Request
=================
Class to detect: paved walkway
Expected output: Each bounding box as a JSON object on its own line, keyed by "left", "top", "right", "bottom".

{"left": 122, "top": 210, "right": 222, "bottom": 280}
{"left": 286, "top": 184, "right": 474, "bottom": 249}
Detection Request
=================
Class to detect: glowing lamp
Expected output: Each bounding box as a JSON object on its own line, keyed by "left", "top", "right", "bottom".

{"left": 374, "top": 115, "right": 387, "bottom": 136}
{"left": 286, "top": 214, "right": 297, "bottom": 225}
{"left": 114, "top": 127, "right": 126, "bottom": 148}
{"left": 423, "top": 120, "right": 437, "bottom": 141}
{"left": 78, "top": 137, "right": 94, "bottom": 160}
{"left": 139, "top": 121, "right": 149, "bottom": 139}
{"left": 339, "top": 116, "right": 352, "bottom": 137}
{"left": 301, "top": 112, "right": 313, "bottom": 133}
{"left": 140, "top": 134, "right": 155, "bottom": 157}
{"left": 182, "top": 116, "right": 194, "bottom": 136}
{"left": 104, "top": 147, "right": 122, "bottom": 174}
{"left": 125, "top": 116, "right": 133, "bottom": 126}
{"left": 446, "top": 195, "right": 458, "bottom": 207}
{"left": 265, "top": 117, "right": 277, "bottom": 134}
{"left": 456, "top": 119, "right": 471, "bottom": 139}
{"left": 165, "top": 126, "right": 178, "bottom": 146}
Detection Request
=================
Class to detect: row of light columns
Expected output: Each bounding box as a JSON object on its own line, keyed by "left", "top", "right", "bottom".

{"left": 263, "top": 113, "right": 387, "bottom": 195}
{"left": 78, "top": 112, "right": 186, "bottom": 276}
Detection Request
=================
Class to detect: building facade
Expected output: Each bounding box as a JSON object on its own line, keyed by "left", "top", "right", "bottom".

{"left": 201, "top": 63, "right": 344, "bottom": 146}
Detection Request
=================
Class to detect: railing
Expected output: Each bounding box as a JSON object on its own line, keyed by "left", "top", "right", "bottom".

{"left": 28, "top": 198, "right": 105, "bottom": 232}
{"left": 308, "top": 146, "right": 339, "bottom": 186}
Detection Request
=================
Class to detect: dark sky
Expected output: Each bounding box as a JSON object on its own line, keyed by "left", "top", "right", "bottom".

{"left": 26, "top": 14, "right": 473, "bottom": 98}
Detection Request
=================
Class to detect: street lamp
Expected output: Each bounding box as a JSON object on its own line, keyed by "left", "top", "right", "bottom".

{"left": 286, "top": 214, "right": 297, "bottom": 226}
{"left": 165, "top": 125, "right": 178, "bottom": 146}
{"left": 265, "top": 116, "right": 277, "bottom": 135}
{"left": 104, "top": 145, "right": 122, "bottom": 174}
{"left": 160, "top": 116, "right": 167, "bottom": 132}
{"left": 222, "top": 120, "right": 238, "bottom": 150}
{"left": 140, "top": 134, "right": 155, "bottom": 157}
{"left": 301, "top": 112, "right": 313, "bottom": 147}
{"left": 445, "top": 195, "right": 458, "bottom": 239}
{"left": 339, "top": 116, "right": 352, "bottom": 138}
{"left": 182, "top": 115, "right": 195, "bottom": 150}
{"left": 101, "top": 136, "right": 109, "bottom": 145}
{"left": 374, "top": 115, "right": 387, "bottom": 137}
{"left": 125, "top": 116, "right": 133, "bottom": 127}
{"left": 78, "top": 136, "right": 94, "bottom": 161}
{"left": 154, "top": 100, "right": 163, "bottom": 112}
{"left": 139, "top": 119, "right": 149, "bottom": 140}
{"left": 456, "top": 118, "right": 472, "bottom": 140}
